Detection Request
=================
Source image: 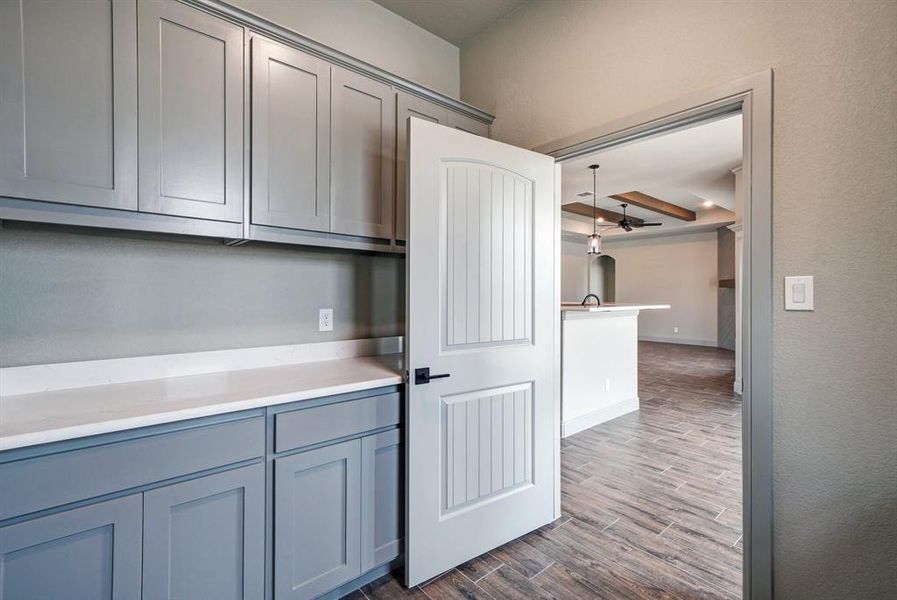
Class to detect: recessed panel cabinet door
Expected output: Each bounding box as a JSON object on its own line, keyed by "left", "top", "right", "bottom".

{"left": 0, "top": 495, "right": 142, "bottom": 600}
{"left": 395, "top": 92, "right": 447, "bottom": 242}
{"left": 138, "top": 0, "right": 244, "bottom": 222}
{"left": 274, "top": 439, "right": 362, "bottom": 600}
{"left": 331, "top": 69, "right": 395, "bottom": 239}
{"left": 447, "top": 110, "right": 490, "bottom": 138}
{"left": 251, "top": 37, "right": 331, "bottom": 232}
{"left": 361, "top": 429, "right": 403, "bottom": 571}
{"left": 143, "top": 464, "right": 265, "bottom": 600}
{"left": 0, "top": 0, "right": 137, "bottom": 210}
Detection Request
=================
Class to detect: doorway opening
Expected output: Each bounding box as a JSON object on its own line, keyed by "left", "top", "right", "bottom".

{"left": 555, "top": 109, "right": 745, "bottom": 598}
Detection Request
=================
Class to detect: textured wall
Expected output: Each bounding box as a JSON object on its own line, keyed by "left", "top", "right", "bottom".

{"left": 0, "top": 224, "right": 403, "bottom": 367}
{"left": 461, "top": 1, "right": 897, "bottom": 596}
{"left": 604, "top": 231, "right": 719, "bottom": 347}
{"left": 227, "top": 0, "right": 460, "bottom": 96}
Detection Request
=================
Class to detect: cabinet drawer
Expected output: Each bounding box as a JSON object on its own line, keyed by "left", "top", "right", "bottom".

{"left": 275, "top": 392, "right": 400, "bottom": 453}
{"left": 0, "top": 416, "right": 264, "bottom": 521}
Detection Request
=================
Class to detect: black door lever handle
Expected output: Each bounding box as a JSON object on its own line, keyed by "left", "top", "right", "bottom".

{"left": 414, "top": 367, "right": 451, "bottom": 385}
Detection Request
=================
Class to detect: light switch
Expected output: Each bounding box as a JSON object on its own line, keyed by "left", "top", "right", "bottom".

{"left": 785, "top": 276, "right": 814, "bottom": 310}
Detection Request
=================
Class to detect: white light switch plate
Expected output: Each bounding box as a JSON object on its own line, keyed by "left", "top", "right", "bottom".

{"left": 785, "top": 276, "right": 814, "bottom": 311}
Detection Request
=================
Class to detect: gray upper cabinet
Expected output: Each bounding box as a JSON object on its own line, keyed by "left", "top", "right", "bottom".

{"left": 251, "top": 36, "right": 331, "bottom": 232}
{"left": 447, "top": 110, "right": 491, "bottom": 137}
{"left": 137, "top": 0, "right": 244, "bottom": 222}
{"left": 331, "top": 69, "right": 396, "bottom": 240}
{"left": 361, "top": 429, "right": 403, "bottom": 571}
{"left": 275, "top": 439, "right": 362, "bottom": 600}
{"left": 0, "top": 0, "right": 138, "bottom": 210}
{"left": 395, "top": 92, "right": 447, "bottom": 242}
{"left": 0, "top": 495, "right": 142, "bottom": 600}
{"left": 143, "top": 464, "right": 265, "bottom": 600}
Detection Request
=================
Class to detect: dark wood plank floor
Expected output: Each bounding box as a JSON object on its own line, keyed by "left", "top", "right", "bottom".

{"left": 350, "top": 342, "right": 742, "bottom": 599}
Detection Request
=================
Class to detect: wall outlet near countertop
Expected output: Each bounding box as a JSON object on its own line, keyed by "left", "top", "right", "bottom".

{"left": 318, "top": 308, "right": 334, "bottom": 332}
{"left": 605, "top": 378, "right": 611, "bottom": 392}
{"left": 673, "top": 326, "right": 679, "bottom": 334}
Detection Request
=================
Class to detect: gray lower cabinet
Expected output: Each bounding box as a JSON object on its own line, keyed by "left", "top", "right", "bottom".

{"left": 137, "top": 0, "right": 244, "bottom": 222}
{"left": 0, "top": 0, "right": 138, "bottom": 210}
{"left": 361, "top": 429, "right": 403, "bottom": 571}
{"left": 0, "top": 495, "right": 142, "bottom": 600}
{"left": 330, "top": 68, "right": 396, "bottom": 240}
{"left": 143, "top": 464, "right": 266, "bottom": 600}
{"left": 275, "top": 439, "right": 363, "bottom": 600}
{"left": 251, "top": 36, "right": 331, "bottom": 232}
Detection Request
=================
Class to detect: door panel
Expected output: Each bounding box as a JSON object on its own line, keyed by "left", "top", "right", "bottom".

{"left": 142, "top": 464, "right": 265, "bottom": 600}
{"left": 0, "top": 495, "right": 142, "bottom": 600}
{"left": 444, "top": 162, "right": 532, "bottom": 347}
{"left": 274, "top": 440, "right": 362, "bottom": 600}
{"left": 396, "top": 93, "right": 447, "bottom": 242}
{"left": 138, "top": 0, "right": 243, "bottom": 222}
{"left": 0, "top": 0, "right": 137, "bottom": 209}
{"left": 251, "top": 36, "right": 331, "bottom": 232}
{"left": 446, "top": 110, "right": 490, "bottom": 137}
{"left": 330, "top": 69, "right": 395, "bottom": 239}
{"left": 406, "top": 120, "right": 557, "bottom": 585}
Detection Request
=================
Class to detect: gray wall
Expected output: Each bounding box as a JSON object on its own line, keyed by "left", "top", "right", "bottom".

{"left": 461, "top": 1, "right": 897, "bottom": 596}
{"left": 717, "top": 227, "right": 736, "bottom": 351}
{"left": 0, "top": 224, "right": 403, "bottom": 367}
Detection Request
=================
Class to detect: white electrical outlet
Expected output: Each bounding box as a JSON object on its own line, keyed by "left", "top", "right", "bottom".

{"left": 318, "top": 308, "right": 333, "bottom": 332}
{"left": 674, "top": 326, "right": 679, "bottom": 334}
{"left": 605, "top": 378, "right": 611, "bottom": 392}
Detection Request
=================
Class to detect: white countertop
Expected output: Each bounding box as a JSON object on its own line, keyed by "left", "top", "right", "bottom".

{"left": 0, "top": 353, "right": 404, "bottom": 451}
{"left": 561, "top": 302, "right": 671, "bottom": 315}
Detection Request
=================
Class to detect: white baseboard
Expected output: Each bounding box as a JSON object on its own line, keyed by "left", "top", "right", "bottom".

{"left": 562, "top": 396, "right": 639, "bottom": 438}
{"left": 638, "top": 335, "right": 719, "bottom": 347}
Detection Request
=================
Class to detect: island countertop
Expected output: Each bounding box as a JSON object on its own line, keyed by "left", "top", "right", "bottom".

{"left": 561, "top": 302, "right": 671, "bottom": 316}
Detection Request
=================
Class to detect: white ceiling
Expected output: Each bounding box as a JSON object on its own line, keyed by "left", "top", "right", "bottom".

{"left": 562, "top": 114, "right": 743, "bottom": 229}
{"left": 371, "top": 0, "right": 524, "bottom": 45}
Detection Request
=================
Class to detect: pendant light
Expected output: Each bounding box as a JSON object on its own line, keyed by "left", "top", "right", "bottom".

{"left": 586, "top": 164, "right": 602, "bottom": 255}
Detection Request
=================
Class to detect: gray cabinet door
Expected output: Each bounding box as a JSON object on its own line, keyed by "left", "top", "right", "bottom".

{"left": 137, "top": 0, "right": 244, "bottom": 222}
{"left": 0, "top": 495, "right": 142, "bottom": 600}
{"left": 330, "top": 69, "right": 395, "bottom": 239}
{"left": 274, "top": 439, "right": 362, "bottom": 600}
{"left": 395, "top": 92, "right": 447, "bottom": 242}
{"left": 361, "top": 429, "right": 403, "bottom": 571}
{"left": 251, "top": 36, "right": 331, "bottom": 232}
{"left": 0, "top": 0, "right": 137, "bottom": 210}
{"left": 447, "top": 110, "right": 491, "bottom": 138}
{"left": 142, "top": 463, "right": 265, "bottom": 600}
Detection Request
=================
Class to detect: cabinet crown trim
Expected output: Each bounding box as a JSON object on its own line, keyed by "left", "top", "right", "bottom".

{"left": 181, "top": 0, "right": 495, "bottom": 125}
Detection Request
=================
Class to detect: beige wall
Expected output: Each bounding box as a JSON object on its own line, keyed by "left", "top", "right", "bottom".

{"left": 561, "top": 238, "right": 590, "bottom": 302}
{"left": 228, "top": 0, "right": 460, "bottom": 96}
{"left": 461, "top": 1, "right": 897, "bottom": 597}
{"left": 605, "top": 231, "right": 719, "bottom": 347}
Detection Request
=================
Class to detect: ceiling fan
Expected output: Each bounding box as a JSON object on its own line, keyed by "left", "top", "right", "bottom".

{"left": 613, "top": 202, "right": 663, "bottom": 232}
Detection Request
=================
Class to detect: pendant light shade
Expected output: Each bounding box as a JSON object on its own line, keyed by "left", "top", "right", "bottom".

{"left": 586, "top": 164, "right": 602, "bottom": 255}
{"left": 587, "top": 232, "right": 601, "bottom": 255}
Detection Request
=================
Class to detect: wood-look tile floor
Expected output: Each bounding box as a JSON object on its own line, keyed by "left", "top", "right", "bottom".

{"left": 348, "top": 342, "right": 742, "bottom": 600}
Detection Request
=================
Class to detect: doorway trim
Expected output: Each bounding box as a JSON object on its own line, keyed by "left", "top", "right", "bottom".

{"left": 535, "top": 69, "right": 773, "bottom": 600}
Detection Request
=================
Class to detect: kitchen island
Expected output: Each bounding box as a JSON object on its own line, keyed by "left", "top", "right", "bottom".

{"left": 561, "top": 303, "right": 670, "bottom": 437}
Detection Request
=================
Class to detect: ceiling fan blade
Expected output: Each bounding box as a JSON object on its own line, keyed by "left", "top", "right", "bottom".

{"left": 633, "top": 222, "right": 663, "bottom": 227}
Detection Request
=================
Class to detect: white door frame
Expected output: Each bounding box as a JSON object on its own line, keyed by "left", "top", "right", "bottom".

{"left": 534, "top": 69, "right": 774, "bottom": 600}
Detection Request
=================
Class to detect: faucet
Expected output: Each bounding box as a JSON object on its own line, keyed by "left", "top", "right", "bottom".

{"left": 581, "top": 293, "right": 601, "bottom": 307}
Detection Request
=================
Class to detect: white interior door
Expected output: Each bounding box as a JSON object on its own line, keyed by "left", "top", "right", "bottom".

{"left": 406, "top": 118, "right": 559, "bottom": 586}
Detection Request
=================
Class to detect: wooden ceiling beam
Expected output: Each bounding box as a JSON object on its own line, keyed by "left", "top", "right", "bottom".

{"left": 609, "top": 191, "right": 696, "bottom": 221}
{"left": 561, "top": 202, "right": 644, "bottom": 225}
